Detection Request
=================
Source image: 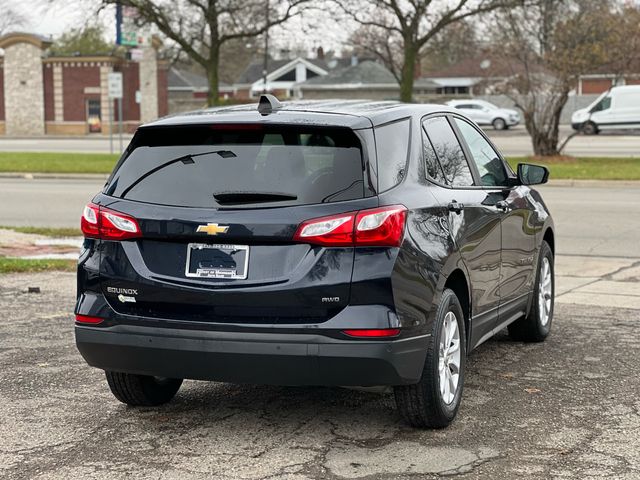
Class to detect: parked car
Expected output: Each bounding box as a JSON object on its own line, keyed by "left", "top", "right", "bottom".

{"left": 446, "top": 99, "right": 520, "bottom": 130}
{"left": 571, "top": 85, "right": 640, "bottom": 135}
{"left": 75, "top": 96, "right": 555, "bottom": 428}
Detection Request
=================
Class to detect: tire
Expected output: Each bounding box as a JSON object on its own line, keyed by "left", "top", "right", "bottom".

{"left": 581, "top": 121, "right": 598, "bottom": 135}
{"left": 492, "top": 118, "right": 507, "bottom": 130}
{"left": 394, "top": 289, "right": 466, "bottom": 428}
{"left": 105, "top": 371, "right": 183, "bottom": 406}
{"left": 508, "top": 241, "right": 554, "bottom": 342}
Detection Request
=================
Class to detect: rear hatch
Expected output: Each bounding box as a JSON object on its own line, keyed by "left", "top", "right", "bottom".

{"left": 92, "top": 123, "right": 377, "bottom": 325}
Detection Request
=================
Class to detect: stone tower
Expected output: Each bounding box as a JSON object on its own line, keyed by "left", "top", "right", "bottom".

{"left": 0, "top": 33, "right": 51, "bottom": 136}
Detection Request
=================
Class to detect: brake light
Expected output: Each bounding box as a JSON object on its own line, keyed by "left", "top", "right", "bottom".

{"left": 75, "top": 314, "right": 104, "bottom": 324}
{"left": 343, "top": 328, "right": 401, "bottom": 337}
{"left": 355, "top": 206, "right": 407, "bottom": 247}
{"left": 81, "top": 204, "right": 99, "bottom": 237}
{"left": 80, "top": 202, "right": 141, "bottom": 240}
{"left": 293, "top": 205, "right": 406, "bottom": 247}
{"left": 293, "top": 213, "right": 355, "bottom": 246}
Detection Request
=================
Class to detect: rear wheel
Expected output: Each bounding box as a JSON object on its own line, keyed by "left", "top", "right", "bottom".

{"left": 105, "top": 371, "right": 182, "bottom": 406}
{"left": 508, "top": 241, "right": 554, "bottom": 342}
{"left": 394, "top": 289, "right": 466, "bottom": 428}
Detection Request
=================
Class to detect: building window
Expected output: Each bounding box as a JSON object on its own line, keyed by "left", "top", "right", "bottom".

{"left": 86, "top": 99, "right": 102, "bottom": 133}
{"left": 274, "top": 70, "right": 296, "bottom": 82}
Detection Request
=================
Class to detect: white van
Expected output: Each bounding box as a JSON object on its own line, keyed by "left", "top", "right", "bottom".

{"left": 572, "top": 85, "right": 640, "bottom": 134}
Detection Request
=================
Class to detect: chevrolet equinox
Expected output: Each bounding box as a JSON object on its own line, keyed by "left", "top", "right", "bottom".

{"left": 75, "top": 96, "right": 555, "bottom": 428}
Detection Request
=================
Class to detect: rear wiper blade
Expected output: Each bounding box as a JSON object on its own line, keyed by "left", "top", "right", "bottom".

{"left": 213, "top": 191, "right": 298, "bottom": 204}
{"left": 120, "top": 149, "right": 236, "bottom": 198}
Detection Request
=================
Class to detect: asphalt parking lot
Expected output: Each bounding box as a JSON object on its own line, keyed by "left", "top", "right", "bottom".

{"left": 2, "top": 177, "right": 640, "bottom": 478}
{"left": 1, "top": 268, "right": 639, "bottom": 480}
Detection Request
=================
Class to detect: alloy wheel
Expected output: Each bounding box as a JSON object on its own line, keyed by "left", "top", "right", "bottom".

{"left": 438, "top": 311, "right": 461, "bottom": 405}
{"left": 538, "top": 257, "right": 553, "bottom": 326}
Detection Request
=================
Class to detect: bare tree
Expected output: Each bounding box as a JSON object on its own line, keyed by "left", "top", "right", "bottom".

{"left": 101, "top": 0, "right": 312, "bottom": 106}
{"left": 491, "top": 0, "right": 632, "bottom": 156}
{"left": 0, "top": 0, "right": 26, "bottom": 35}
{"left": 338, "top": 0, "right": 519, "bottom": 102}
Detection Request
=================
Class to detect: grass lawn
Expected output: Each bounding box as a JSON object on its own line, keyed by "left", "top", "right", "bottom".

{"left": 0, "top": 256, "right": 76, "bottom": 273}
{"left": 507, "top": 157, "right": 640, "bottom": 180}
{"left": 0, "top": 151, "right": 639, "bottom": 180}
{"left": 0, "top": 152, "right": 118, "bottom": 174}
{"left": 0, "top": 226, "right": 82, "bottom": 237}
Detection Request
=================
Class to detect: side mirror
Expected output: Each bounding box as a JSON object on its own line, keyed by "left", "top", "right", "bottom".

{"left": 517, "top": 163, "right": 549, "bottom": 185}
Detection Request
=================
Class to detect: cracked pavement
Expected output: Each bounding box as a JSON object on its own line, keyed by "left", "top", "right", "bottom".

{"left": 1, "top": 269, "right": 639, "bottom": 479}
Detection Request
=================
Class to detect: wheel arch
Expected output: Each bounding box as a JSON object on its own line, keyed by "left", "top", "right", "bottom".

{"left": 444, "top": 268, "right": 471, "bottom": 349}
{"left": 543, "top": 227, "right": 555, "bottom": 255}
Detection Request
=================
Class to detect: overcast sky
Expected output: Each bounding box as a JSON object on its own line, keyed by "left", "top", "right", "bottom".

{"left": 5, "top": 0, "right": 351, "bottom": 55}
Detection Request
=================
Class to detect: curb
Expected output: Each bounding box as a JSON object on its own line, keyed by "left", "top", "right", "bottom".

{"left": 0, "top": 172, "right": 638, "bottom": 186}
{"left": 0, "top": 135, "right": 134, "bottom": 141}
{"left": 545, "top": 179, "right": 640, "bottom": 187}
{"left": 0, "top": 172, "right": 109, "bottom": 180}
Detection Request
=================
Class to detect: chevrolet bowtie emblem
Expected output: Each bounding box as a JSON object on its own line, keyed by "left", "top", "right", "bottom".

{"left": 196, "top": 223, "right": 229, "bottom": 235}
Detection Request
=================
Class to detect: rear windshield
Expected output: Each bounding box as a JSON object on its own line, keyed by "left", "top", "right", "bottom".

{"left": 105, "top": 125, "right": 367, "bottom": 208}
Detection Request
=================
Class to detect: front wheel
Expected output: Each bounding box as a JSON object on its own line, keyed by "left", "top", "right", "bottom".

{"left": 581, "top": 121, "right": 599, "bottom": 135}
{"left": 394, "top": 289, "right": 466, "bottom": 428}
{"left": 492, "top": 118, "right": 507, "bottom": 130}
{"left": 508, "top": 241, "right": 554, "bottom": 342}
{"left": 105, "top": 371, "right": 183, "bottom": 406}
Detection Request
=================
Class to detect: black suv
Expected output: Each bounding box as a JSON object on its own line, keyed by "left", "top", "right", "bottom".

{"left": 75, "top": 96, "right": 554, "bottom": 428}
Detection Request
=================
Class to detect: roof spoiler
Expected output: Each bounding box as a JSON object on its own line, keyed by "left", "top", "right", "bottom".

{"left": 258, "top": 94, "right": 282, "bottom": 115}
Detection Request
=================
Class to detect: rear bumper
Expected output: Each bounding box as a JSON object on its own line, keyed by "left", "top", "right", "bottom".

{"left": 76, "top": 325, "right": 429, "bottom": 386}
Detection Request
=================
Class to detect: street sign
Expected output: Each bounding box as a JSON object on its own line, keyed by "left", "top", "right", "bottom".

{"left": 108, "top": 72, "right": 123, "bottom": 99}
{"left": 130, "top": 48, "right": 144, "bottom": 62}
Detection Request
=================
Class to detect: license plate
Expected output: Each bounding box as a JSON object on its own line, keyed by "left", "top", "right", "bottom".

{"left": 185, "top": 243, "right": 249, "bottom": 279}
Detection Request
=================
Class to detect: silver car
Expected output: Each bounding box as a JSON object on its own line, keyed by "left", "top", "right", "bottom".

{"left": 446, "top": 99, "right": 520, "bottom": 130}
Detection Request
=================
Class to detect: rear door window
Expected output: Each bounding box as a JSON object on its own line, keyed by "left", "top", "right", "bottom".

{"left": 422, "top": 126, "right": 448, "bottom": 185}
{"left": 375, "top": 118, "right": 410, "bottom": 192}
{"left": 422, "top": 117, "right": 474, "bottom": 187}
{"left": 105, "top": 125, "right": 367, "bottom": 208}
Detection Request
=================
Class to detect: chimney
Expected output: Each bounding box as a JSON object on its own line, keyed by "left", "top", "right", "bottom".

{"left": 316, "top": 46, "right": 325, "bottom": 60}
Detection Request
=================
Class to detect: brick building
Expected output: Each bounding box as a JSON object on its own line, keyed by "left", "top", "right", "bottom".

{"left": 0, "top": 32, "right": 168, "bottom": 136}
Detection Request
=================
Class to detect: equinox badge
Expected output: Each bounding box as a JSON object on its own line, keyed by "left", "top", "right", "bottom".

{"left": 196, "top": 223, "right": 229, "bottom": 235}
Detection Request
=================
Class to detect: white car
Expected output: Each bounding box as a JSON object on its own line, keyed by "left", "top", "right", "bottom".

{"left": 446, "top": 100, "right": 520, "bottom": 130}
{"left": 571, "top": 85, "right": 640, "bottom": 135}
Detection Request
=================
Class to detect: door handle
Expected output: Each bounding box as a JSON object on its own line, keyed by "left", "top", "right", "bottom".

{"left": 448, "top": 201, "right": 464, "bottom": 214}
{"left": 496, "top": 200, "right": 509, "bottom": 211}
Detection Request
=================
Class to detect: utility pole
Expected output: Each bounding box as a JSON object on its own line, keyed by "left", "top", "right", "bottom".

{"left": 262, "top": 0, "right": 269, "bottom": 94}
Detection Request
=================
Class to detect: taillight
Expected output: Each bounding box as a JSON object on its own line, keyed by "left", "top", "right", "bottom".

{"left": 342, "top": 328, "right": 401, "bottom": 337}
{"left": 293, "top": 213, "right": 355, "bottom": 246}
{"left": 75, "top": 314, "right": 104, "bottom": 324}
{"left": 81, "top": 204, "right": 99, "bottom": 237}
{"left": 80, "top": 202, "right": 141, "bottom": 240}
{"left": 293, "top": 205, "right": 406, "bottom": 247}
{"left": 355, "top": 206, "right": 407, "bottom": 247}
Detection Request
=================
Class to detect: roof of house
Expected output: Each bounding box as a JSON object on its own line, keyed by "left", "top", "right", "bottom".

{"left": 422, "top": 55, "right": 518, "bottom": 79}
{"left": 301, "top": 60, "right": 397, "bottom": 86}
{"left": 299, "top": 60, "right": 439, "bottom": 90}
{"left": 236, "top": 57, "right": 328, "bottom": 85}
{"left": 168, "top": 67, "right": 232, "bottom": 91}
